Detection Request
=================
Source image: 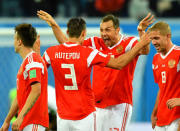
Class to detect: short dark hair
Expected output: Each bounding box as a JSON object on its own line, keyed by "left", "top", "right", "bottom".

{"left": 67, "top": 17, "right": 86, "bottom": 38}
{"left": 15, "top": 23, "right": 37, "bottom": 47}
{"left": 101, "top": 14, "right": 119, "bottom": 29}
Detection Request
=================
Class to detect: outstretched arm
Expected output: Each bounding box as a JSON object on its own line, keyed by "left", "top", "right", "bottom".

{"left": 0, "top": 96, "right": 18, "bottom": 131}
{"left": 138, "top": 13, "right": 155, "bottom": 55}
{"left": 37, "top": 10, "right": 68, "bottom": 44}
{"left": 107, "top": 32, "right": 152, "bottom": 69}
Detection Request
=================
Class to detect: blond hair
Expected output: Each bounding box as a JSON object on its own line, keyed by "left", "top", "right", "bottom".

{"left": 148, "top": 21, "right": 171, "bottom": 36}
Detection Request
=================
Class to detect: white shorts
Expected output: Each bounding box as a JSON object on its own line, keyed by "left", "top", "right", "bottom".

{"left": 23, "top": 124, "right": 45, "bottom": 131}
{"left": 96, "top": 103, "right": 132, "bottom": 131}
{"left": 155, "top": 118, "right": 180, "bottom": 131}
{"left": 57, "top": 112, "right": 96, "bottom": 131}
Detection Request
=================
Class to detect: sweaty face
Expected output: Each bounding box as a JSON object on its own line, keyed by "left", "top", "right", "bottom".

{"left": 100, "top": 20, "right": 119, "bottom": 47}
{"left": 150, "top": 31, "right": 168, "bottom": 54}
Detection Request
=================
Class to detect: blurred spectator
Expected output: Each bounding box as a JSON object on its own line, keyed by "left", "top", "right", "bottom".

{"left": 149, "top": 0, "right": 180, "bottom": 17}
{"left": 87, "top": 0, "right": 129, "bottom": 17}
{"left": 19, "top": 0, "right": 59, "bottom": 17}
{"left": 129, "top": 0, "right": 153, "bottom": 20}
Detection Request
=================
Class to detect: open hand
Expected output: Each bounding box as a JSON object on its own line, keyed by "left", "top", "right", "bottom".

{"left": 138, "top": 13, "right": 155, "bottom": 32}
{"left": 37, "top": 10, "right": 57, "bottom": 27}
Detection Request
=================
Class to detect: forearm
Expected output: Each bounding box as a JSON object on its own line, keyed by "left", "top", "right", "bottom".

{"left": 51, "top": 24, "right": 68, "bottom": 44}
{"left": 18, "top": 83, "right": 41, "bottom": 119}
{"left": 5, "top": 96, "right": 18, "bottom": 123}
{"left": 152, "top": 91, "right": 160, "bottom": 117}
{"left": 107, "top": 41, "right": 146, "bottom": 69}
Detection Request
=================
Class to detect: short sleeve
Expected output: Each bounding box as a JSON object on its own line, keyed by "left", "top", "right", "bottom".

{"left": 87, "top": 48, "right": 110, "bottom": 67}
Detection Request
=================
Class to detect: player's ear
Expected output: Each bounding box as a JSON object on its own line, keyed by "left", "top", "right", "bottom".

{"left": 81, "top": 29, "right": 86, "bottom": 38}
{"left": 66, "top": 30, "right": 69, "bottom": 36}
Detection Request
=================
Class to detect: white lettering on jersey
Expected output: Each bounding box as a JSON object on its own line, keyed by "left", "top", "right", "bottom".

{"left": 125, "top": 37, "right": 138, "bottom": 52}
{"left": 87, "top": 49, "right": 99, "bottom": 67}
{"left": 61, "top": 64, "right": 78, "bottom": 90}
{"left": 55, "top": 52, "right": 80, "bottom": 59}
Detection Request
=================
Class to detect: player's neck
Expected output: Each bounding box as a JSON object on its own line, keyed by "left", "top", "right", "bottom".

{"left": 68, "top": 37, "right": 81, "bottom": 45}
{"left": 19, "top": 47, "right": 33, "bottom": 59}
{"left": 162, "top": 41, "right": 174, "bottom": 55}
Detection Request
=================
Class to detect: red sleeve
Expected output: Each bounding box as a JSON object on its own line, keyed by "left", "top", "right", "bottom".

{"left": 83, "top": 38, "right": 92, "bottom": 47}
{"left": 152, "top": 57, "right": 158, "bottom": 83}
{"left": 43, "top": 50, "right": 51, "bottom": 68}
{"left": 86, "top": 48, "right": 110, "bottom": 67}
{"left": 27, "top": 68, "right": 42, "bottom": 86}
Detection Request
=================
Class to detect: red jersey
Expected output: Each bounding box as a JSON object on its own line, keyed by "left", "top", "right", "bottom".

{"left": 16, "top": 52, "right": 49, "bottom": 130}
{"left": 152, "top": 45, "right": 180, "bottom": 126}
{"left": 43, "top": 42, "right": 110, "bottom": 120}
{"left": 83, "top": 36, "right": 139, "bottom": 108}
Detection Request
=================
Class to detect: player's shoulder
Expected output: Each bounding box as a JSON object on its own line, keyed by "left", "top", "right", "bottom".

{"left": 174, "top": 45, "right": 180, "bottom": 51}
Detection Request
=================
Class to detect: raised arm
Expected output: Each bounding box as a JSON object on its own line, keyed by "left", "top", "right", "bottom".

{"left": 138, "top": 13, "right": 155, "bottom": 55}
{"left": 37, "top": 10, "right": 68, "bottom": 44}
{"left": 106, "top": 31, "right": 152, "bottom": 69}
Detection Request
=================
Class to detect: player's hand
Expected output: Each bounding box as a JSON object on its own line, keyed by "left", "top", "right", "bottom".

{"left": 139, "top": 31, "right": 152, "bottom": 46}
{"left": 37, "top": 10, "right": 57, "bottom": 27}
{"left": 33, "top": 35, "right": 41, "bottom": 55}
{"left": 0, "top": 121, "right": 10, "bottom": 131}
{"left": 137, "top": 13, "right": 155, "bottom": 32}
{"left": 11, "top": 117, "right": 23, "bottom": 131}
{"left": 151, "top": 115, "right": 157, "bottom": 129}
{"left": 166, "top": 98, "right": 180, "bottom": 110}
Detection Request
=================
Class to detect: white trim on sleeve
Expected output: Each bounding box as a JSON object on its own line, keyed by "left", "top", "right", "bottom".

{"left": 44, "top": 51, "right": 51, "bottom": 64}
{"left": 23, "top": 62, "right": 44, "bottom": 79}
{"left": 87, "top": 49, "right": 99, "bottom": 67}
{"left": 90, "top": 37, "right": 96, "bottom": 49}
{"left": 125, "top": 37, "right": 138, "bottom": 52}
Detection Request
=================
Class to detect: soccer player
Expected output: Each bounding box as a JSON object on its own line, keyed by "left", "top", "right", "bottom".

{"left": 38, "top": 14, "right": 152, "bottom": 131}
{"left": 149, "top": 21, "right": 180, "bottom": 131}
{"left": 0, "top": 24, "right": 49, "bottom": 131}
{"left": 37, "top": 10, "right": 154, "bottom": 131}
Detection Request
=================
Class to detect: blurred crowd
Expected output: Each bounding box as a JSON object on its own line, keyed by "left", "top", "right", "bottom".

{"left": 0, "top": 0, "right": 180, "bottom": 19}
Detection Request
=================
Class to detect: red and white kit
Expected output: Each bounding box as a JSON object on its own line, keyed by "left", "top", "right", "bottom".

{"left": 16, "top": 51, "right": 49, "bottom": 130}
{"left": 43, "top": 42, "right": 110, "bottom": 131}
{"left": 83, "top": 36, "right": 139, "bottom": 131}
{"left": 153, "top": 45, "right": 180, "bottom": 128}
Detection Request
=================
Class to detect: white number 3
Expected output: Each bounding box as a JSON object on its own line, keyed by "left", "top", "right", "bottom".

{"left": 61, "top": 64, "right": 78, "bottom": 90}
{"left": 161, "top": 71, "right": 166, "bottom": 83}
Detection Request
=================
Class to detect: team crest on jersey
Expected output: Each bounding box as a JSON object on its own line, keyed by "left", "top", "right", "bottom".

{"left": 116, "top": 45, "right": 123, "bottom": 53}
{"left": 168, "top": 59, "right": 176, "bottom": 68}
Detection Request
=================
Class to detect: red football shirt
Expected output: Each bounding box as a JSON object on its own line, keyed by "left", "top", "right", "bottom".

{"left": 152, "top": 45, "right": 180, "bottom": 126}
{"left": 83, "top": 36, "right": 139, "bottom": 108}
{"left": 16, "top": 51, "right": 49, "bottom": 130}
{"left": 43, "top": 42, "right": 110, "bottom": 120}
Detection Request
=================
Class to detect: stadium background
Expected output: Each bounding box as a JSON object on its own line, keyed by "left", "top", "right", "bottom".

{"left": 1, "top": 0, "right": 180, "bottom": 131}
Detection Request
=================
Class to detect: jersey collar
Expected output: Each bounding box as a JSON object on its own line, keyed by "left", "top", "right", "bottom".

{"left": 108, "top": 34, "right": 123, "bottom": 50}
{"left": 63, "top": 42, "right": 79, "bottom": 47}
{"left": 160, "top": 45, "right": 175, "bottom": 59}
